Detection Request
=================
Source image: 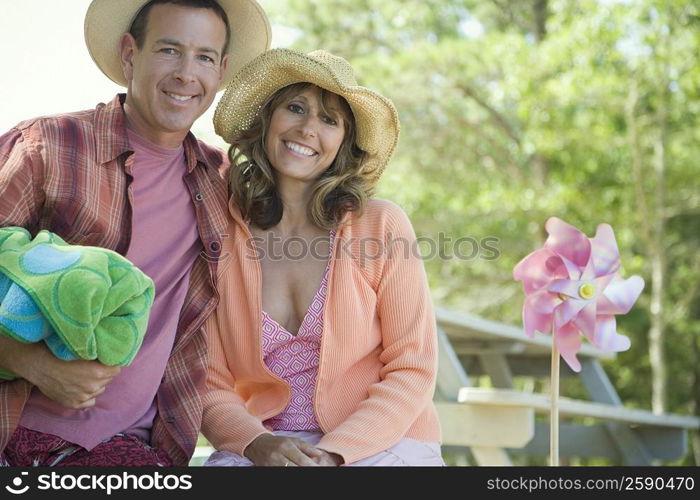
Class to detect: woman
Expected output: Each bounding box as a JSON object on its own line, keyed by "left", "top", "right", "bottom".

{"left": 201, "top": 49, "right": 443, "bottom": 466}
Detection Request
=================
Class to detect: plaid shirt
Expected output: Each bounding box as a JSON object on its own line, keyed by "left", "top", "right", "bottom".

{"left": 0, "top": 94, "right": 229, "bottom": 465}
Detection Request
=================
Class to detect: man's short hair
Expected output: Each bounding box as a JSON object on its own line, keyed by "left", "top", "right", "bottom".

{"left": 129, "top": 0, "right": 231, "bottom": 60}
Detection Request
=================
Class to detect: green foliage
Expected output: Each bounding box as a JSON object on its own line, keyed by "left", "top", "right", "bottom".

{"left": 260, "top": 0, "right": 700, "bottom": 463}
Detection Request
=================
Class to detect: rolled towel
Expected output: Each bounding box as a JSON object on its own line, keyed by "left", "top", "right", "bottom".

{"left": 0, "top": 227, "right": 155, "bottom": 379}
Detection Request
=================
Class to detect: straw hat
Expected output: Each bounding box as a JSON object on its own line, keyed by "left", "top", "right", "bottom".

{"left": 214, "top": 49, "right": 400, "bottom": 181}
{"left": 84, "top": 0, "right": 271, "bottom": 90}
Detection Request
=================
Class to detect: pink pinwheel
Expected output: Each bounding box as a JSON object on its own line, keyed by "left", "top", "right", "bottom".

{"left": 513, "top": 217, "right": 644, "bottom": 372}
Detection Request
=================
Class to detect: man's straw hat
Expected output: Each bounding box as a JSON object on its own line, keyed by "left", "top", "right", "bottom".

{"left": 84, "top": 0, "right": 271, "bottom": 90}
{"left": 214, "top": 49, "right": 400, "bottom": 181}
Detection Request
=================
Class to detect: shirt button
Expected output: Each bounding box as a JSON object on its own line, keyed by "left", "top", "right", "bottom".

{"left": 209, "top": 241, "right": 221, "bottom": 253}
{"left": 166, "top": 416, "right": 176, "bottom": 424}
{"left": 195, "top": 193, "right": 204, "bottom": 202}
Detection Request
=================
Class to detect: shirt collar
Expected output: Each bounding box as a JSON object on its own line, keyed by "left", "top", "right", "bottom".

{"left": 95, "top": 93, "right": 216, "bottom": 174}
{"left": 95, "top": 94, "right": 130, "bottom": 165}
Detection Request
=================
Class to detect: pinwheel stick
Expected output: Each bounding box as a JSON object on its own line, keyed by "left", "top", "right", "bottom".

{"left": 550, "top": 340, "right": 560, "bottom": 466}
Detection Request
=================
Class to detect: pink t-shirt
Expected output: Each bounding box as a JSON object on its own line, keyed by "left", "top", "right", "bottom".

{"left": 262, "top": 232, "right": 334, "bottom": 432}
{"left": 19, "top": 129, "right": 200, "bottom": 450}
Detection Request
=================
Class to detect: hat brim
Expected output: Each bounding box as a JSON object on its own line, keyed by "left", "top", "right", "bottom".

{"left": 84, "top": 0, "right": 271, "bottom": 91}
{"left": 214, "top": 49, "right": 399, "bottom": 180}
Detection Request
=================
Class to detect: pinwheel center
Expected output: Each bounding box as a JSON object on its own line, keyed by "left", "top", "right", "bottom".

{"left": 578, "top": 283, "right": 596, "bottom": 300}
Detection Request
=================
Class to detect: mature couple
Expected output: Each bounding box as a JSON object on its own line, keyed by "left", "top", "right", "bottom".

{"left": 0, "top": 0, "right": 442, "bottom": 467}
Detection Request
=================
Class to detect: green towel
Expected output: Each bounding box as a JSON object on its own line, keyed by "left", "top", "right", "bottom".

{"left": 0, "top": 227, "right": 155, "bottom": 379}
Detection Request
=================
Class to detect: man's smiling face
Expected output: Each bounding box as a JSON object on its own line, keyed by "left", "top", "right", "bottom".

{"left": 120, "top": 3, "right": 228, "bottom": 146}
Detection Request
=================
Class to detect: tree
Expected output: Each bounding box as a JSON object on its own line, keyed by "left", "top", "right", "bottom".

{"left": 261, "top": 0, "right": 700, "bottom": 463}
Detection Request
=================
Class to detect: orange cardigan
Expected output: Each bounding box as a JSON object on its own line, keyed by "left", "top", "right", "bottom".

{"left": 201, "top": 198, "right": 441, "bottom": 464}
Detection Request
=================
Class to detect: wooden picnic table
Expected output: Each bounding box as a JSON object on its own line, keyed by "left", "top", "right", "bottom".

{"left": 433, "top": 306, "right": 700, "bottom": 465}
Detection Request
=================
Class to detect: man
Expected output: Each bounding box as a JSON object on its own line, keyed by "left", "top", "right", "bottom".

{"left": 0, "top": 0, "right": 270, "bottom": 466}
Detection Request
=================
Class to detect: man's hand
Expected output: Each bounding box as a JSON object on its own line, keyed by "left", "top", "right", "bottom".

{"left": 244, "top": 433, "right": 326, "bottom": 466}
{"left": 0, "top": 337, "right": 120, "bottom": 409}
{"left": 27, "top": 347, "right": 121, "bottom": 409}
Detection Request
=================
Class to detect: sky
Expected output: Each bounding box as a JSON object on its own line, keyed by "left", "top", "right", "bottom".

{"left": 0, "top": 0, "right": 294, "bottom": 141}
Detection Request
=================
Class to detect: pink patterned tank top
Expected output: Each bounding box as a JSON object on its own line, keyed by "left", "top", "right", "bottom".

{"left": 261, "top": 232, "right": 334, "bottom": 431}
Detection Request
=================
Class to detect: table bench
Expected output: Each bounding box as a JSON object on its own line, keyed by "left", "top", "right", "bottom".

{"left": 434, "top": 306, "right": 700, "bottom": 465}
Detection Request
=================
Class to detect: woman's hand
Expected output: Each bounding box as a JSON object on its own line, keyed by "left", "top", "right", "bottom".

{"left": 244, "top": 434, "right": 327, "bottom": 466}
{"left": 312, "top": 450, "right": 344, "bottom": 466}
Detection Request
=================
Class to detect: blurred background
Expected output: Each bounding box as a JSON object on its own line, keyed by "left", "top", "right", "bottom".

{"left": 3, "top": 0, "right": 698, "bottom": 464}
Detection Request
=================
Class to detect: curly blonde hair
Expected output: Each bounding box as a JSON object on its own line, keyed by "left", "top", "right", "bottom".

{"left": 227, "top": 83, "right": 372, "bottom": 230}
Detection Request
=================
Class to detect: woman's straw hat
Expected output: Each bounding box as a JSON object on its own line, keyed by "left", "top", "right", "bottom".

{"left": 214, "top": 49, "right": 400, "bottom": 180}
{"left": 84, "top": 0, "right": 271, "bottom": 90}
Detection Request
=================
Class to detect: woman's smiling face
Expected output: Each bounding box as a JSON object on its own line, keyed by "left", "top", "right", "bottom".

{"left": 264, "top": 85, "right": 346, "bottom": 183}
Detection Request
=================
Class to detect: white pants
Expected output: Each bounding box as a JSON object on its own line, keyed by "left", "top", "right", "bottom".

{"left": 204, "top": 430, "right": 444, "bottom": 466}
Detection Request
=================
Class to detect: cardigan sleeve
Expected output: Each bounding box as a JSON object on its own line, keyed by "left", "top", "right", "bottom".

{"left": 316, "top": 202, "right": 438, "bottom": 464}
{"left": 200, "top": 280, "right": 271, "bottom": 457}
